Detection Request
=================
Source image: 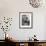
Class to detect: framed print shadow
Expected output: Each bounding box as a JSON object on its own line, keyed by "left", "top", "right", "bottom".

{"left": 19, "top": 12, "right": 33, "bottom": 29}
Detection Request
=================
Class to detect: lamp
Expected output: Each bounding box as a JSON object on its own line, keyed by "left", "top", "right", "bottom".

{"left": 29, "top": 0, "right": 45, "bottom": 8}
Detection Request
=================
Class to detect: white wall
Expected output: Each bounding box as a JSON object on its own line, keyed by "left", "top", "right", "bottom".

{"left": 0, "top": 0, "right": 46, "bottom": 40}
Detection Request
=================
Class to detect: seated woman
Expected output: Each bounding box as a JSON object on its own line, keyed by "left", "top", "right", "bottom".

{"left": 32, "top": 35, "right": 39, "bottom": 41}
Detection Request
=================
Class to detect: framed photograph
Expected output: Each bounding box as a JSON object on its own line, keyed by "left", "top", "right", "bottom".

{"left": 19, "top": 12, "right": 33, "bottom": 29}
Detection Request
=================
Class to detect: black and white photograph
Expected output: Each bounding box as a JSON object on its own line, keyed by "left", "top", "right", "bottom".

{"left": 19, "top": 12, "right": 33, "bottom": 29}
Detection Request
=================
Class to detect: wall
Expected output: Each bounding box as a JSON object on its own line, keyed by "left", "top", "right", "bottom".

{"left": 0, "top": 0, "right": 46, "bottom": 40}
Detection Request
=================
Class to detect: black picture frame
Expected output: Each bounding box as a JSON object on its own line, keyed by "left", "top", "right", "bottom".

{"left": 19, "top": 12, "right": 33, "bottom": 29}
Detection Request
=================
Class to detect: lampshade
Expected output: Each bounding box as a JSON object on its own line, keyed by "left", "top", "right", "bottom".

{"left": 29, "top": 0, "right": 45, "bottom": 8}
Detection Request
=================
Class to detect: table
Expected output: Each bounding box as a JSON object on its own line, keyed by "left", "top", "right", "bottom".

{"left": 5, "top": 39, "right": 46, "bottom": 46}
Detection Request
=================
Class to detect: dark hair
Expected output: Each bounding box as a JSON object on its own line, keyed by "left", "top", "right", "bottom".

{"left": 34, "top": 35, "right": 36, "bottom": 37}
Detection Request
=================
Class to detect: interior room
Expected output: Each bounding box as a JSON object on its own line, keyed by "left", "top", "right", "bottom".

{"left": 0, "top": 0, "right": 46, "bottom": 46}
